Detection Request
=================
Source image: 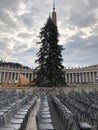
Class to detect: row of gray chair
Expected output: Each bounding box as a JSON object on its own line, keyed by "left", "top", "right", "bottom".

{"left": 52, "top": 96, "right": 78, "bottom": 130}
{"left": 0, "top": 89, "right": 37, "bottom": 130}
{"left": 56, "top": 92, "right": 93, "bottom": 130}
{"left": 36, "top": 95, "right": 54, "bottom": 130}
{"left": 60, "top": 91, "right": 97, "bottom": 129}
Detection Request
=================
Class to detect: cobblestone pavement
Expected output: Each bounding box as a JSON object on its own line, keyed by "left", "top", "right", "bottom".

{"left": 26, "top": 98, "right": 40, "bottom": 130}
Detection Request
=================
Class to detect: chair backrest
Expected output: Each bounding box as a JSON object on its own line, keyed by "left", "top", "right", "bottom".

{"left": 0, "top": 114, "right": 4, "bottom": 126}
{"left": 10, "top": 107, "right": 16, "bottom": 118}
{"left": 3, "top": 111, "right": 11, "bottom": 125}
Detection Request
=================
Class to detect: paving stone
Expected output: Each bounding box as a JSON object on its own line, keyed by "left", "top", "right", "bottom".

{"left": 25, "top": 98, "right": 40, "bottom": 130}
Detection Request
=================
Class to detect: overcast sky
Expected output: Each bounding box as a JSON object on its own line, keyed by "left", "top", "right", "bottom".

{"left": 0, "top": 0, "right": 98, "bottom": 68}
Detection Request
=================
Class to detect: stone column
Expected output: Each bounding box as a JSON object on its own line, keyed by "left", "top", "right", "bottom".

{"left": 86, "top": 72, "right": 88, "bottom": 83}
{"left": 88, "top": 72, "right": 90, "bottom": 83}
{"left": 0, "top": 72, "right": 1, "bottom": 83}
{"left": 29, "top": 73, "right": 31, "bottom": 82}
{"left": 96, "top": 72, "right": 98, "bottom": 76}
{"left": 84, "top": 73, "right": 87, "bottom": 83}
{"left": 30, "top": 74, "right": 32, "bottom": 82}
{"left": 7, "top": 72, "right": 9, "bottom": 81}
{"left": 79, "top": 73, "right": 81, "bottom": 83}
{"left": 72, "top": 73, "right": 74, "bottom": 84}
{"left": 12, "top": 73, "right": 14, "bottom": 80}
{"left": 10, "top": 72, "right": 13, "bottom": 81}
{"left": 69, "top": 73, "right": 71, "bottom": 84}
{"left": 81, "top": 73, "right": 83, "bottom": 83}
{"left": 82, "top": 73, "right": 85, "bottom": 83}
{"left": 77, "top": 73, "right": 79, "bottom": 83}
{"left": 17, "top": 73, "right": 20, "bottom": 81}
{"left": 14, "top": 73, "right": 16, "bottom": 81}
{"left": 74, "top": 73, "right": 76, "bottom": 83}
{"left": 96, "top": 72, "right": 98, "bottom": 83}
{"left": 93, "top": 72, "right": 95, "bottom": 83}
{"left": 28, "top": 73, "right": 30, "bottom": 82}
{"left": 70, "top": 73, "right": 72, "bottom": 84}
{"left": 89, "top": 72, "right": 92, "bottom": 83}
{"left": 31, "top": 74, "right": 33, "bottom": 81}
{"left": 3, "top": 72, "right": 6, "bottom": 81}
{"left": 65, "top": 72, "right": 67, "bottom": 83}
{"left": 66, "top": 73, "right": 69, "bottom": 83}
{"left": 75, "top": 73, "right": 78, "bottom": 83}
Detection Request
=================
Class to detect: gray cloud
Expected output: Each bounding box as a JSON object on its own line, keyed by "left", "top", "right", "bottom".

{"left": 63, "top": 34, "right": 98, "bottom": 67}
{"left": 0, "top": 0, "right": 98, "bottom": 68}
{"left": 0, "top": 0, "right": 21, "bottom": 11}
{"left": 17, "top": 33, "right": 33, "bottom": 39}
{"left": 69, "top": 11, "right": 96, "bottom": 27}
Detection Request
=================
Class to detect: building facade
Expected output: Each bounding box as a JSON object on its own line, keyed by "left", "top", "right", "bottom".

{"left": 0, "top": 65, "right": 34, "bottom": 84}
{"left": 0, "top": 64, "right": 98, "bottom": 85}
{"left": 65, "top": 65, "right": 98, "bottom": 85}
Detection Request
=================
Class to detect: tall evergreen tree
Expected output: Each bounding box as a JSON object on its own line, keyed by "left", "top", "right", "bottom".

{"left": 35, "top": 16, "right": 66, "bottom": 87}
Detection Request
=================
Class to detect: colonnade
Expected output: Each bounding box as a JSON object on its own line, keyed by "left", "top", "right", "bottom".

{"left": 0, "top": 65, "right": 98, "bottom": 86}
{"left": 0, "top": 66, "right": 34, "bottom": 84}
{"left": 65, "top": 66, "right": 98, "bottom": 84}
